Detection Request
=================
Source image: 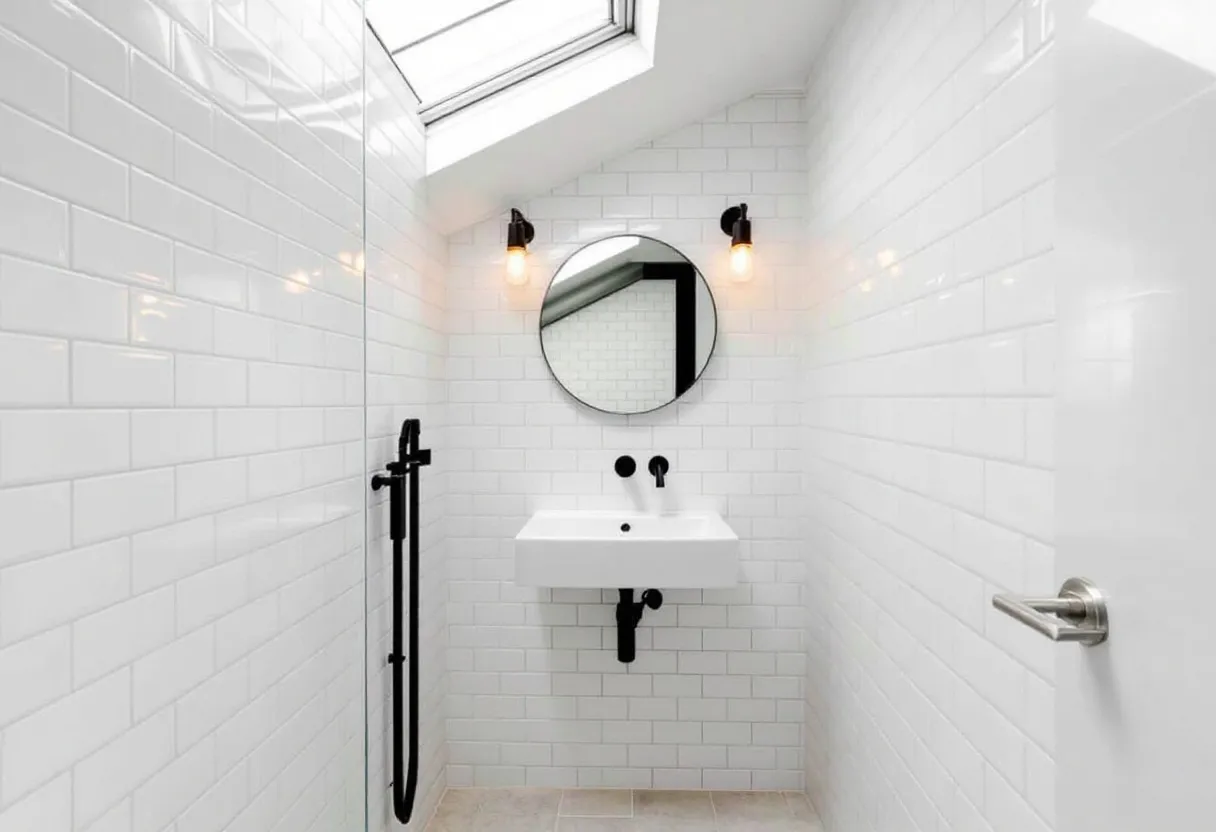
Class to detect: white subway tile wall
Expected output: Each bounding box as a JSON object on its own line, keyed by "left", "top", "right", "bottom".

{"left": 0, "top": 2, "right": 374, "bottom": 831}
{"left": 801, "top": 0, "right": 1056, "bottom": 830}
{"left": 445, "top": 93, "right": 807, "bottom": 791}
{"left": 363, "top": 38, "right": 451, "bottom": 832}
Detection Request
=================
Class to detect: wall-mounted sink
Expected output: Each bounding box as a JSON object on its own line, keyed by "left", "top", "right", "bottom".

{"left": 514, "top": 510, "right": 739, "bottom": 589}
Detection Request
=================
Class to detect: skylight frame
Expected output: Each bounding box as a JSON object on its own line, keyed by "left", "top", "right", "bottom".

{"left": 379, "top": 0, "right": 636, "bottom": 126}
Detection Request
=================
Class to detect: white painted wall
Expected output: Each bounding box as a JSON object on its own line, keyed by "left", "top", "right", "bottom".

{"left": 364, "top": 36, "right": 451, "bottom": 832}
{"left": 801, "top": 0, "right": 1057, "bottom": 830}
{"left": 445, "top": 92, "right": 807, "bottom": 791}
{"left": 542, "top": 280, "right": 677, "bottom": 414}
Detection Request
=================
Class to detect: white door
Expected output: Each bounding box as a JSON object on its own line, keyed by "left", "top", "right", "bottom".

{"left": 1050, "top": 1, "right": 1216, "bottom": 828}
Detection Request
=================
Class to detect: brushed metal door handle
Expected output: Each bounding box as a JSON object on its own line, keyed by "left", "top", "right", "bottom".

{"left": 992, "top": 577, "right": 1109, "bottom": 646}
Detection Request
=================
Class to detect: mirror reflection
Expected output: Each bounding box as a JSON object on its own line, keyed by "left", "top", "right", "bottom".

{"left": 540, "top": 236, "right": 718, "bottom": 414}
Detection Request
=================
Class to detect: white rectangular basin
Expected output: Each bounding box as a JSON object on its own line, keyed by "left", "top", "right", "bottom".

{"left": 514, "top": 510, "right": 739, "bottom": 589}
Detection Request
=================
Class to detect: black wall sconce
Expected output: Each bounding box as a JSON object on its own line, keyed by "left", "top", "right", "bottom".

{"left": 720, "top": 203, "right": 753, "bottom": 282}
{"left": 506, "top": 207, "right": 535, "bottom": 286}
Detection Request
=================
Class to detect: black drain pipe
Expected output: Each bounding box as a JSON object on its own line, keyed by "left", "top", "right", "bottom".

{"left": 371, "top": 419, "right": 431, "bottom": 825}
{"left": 616, "top": 588, "right": 664, "bottom": 663}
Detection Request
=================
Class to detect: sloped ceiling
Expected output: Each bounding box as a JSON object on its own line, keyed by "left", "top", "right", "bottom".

{"left": 422, "top": 0, "right": 842, "bottom": 234}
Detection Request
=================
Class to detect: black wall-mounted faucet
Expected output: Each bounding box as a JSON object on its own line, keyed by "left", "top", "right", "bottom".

{"left": 648, "top": 455, "right": 669, "bottom": 488}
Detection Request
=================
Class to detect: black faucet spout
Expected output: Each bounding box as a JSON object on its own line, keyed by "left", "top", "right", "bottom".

{"left": 647, "top": 455, "right": 669, "bottom": 488}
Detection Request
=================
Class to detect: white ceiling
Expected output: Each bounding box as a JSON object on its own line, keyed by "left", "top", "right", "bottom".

{"left": 420, "top": 0, "right": 843, "bottom": 234}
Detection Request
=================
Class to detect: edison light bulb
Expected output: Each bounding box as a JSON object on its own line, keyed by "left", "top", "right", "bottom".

{"left": 505, "top": 247, "right": 528, "bottom": 286}
{"left": 729, "top": 243, "right": 753, "bottom": 282}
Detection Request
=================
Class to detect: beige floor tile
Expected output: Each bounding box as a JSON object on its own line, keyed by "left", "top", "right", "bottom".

{"left": 435, "top": 789, "right": 482, "bottom": 816}
{"left": 429, "top": 788, "right": 821, "bottom": 831}
{"left": 476, "top": 788, "right": 563, "bottom": 817}
{"left": 632, "top": 819, "right": 715, "bottom": 832}
{"left": 715, "top": 821, "right": 821, "bottom": 832}
{"left": 556, "top": 818, "right": 637, "bottom": 832}
{"left": 560, "top": 789, "right": 634, "bottom": 818}
{"left": 633, "top": 790, "right": 715, "bottom": 820}
{"left": 429, "top": 792, "right": 480, "bottom": 830}
{"left": 711, "top": 791, "right": 791, "bottom": 821}
{"left": 782, "top": 792, "right": 820, "bottom": 822}
{"left": 468, "top": 814, "right": 558, "bottom": 832}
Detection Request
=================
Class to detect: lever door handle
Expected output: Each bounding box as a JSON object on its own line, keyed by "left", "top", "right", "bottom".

{"left": 992, "top": 577, "right": 1109, "bottom": 646}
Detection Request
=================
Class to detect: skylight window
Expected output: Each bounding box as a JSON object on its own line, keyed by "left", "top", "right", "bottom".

{"left": 368, "top": 0, "right": 635, "bottom": 124}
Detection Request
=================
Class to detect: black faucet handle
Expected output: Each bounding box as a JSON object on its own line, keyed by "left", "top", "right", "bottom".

{"left": 614, "top": 455, "right": 637, "bottom": 478}
{"left": 647, "top": 455, "right": 669, "bottom": 487}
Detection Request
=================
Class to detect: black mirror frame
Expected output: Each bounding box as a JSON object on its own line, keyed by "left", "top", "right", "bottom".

{"left": 537, "top": 234, "right": 720, "bottom": 417}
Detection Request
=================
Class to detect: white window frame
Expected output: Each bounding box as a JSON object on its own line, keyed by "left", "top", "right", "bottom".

{"left": 376, "top": 0, "right": 636, "bottom": 125}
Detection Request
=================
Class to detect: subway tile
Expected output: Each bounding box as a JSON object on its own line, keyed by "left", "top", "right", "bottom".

{"left": 73, "top": 469, "right": 176, "bottom": 545}
{"left": 0, "top": 537, "right": 129, "bottom": 645}
{"left": 130, "top": 51, "right": 213, "bottom": 147}
{"left": 0, "top": 332, "right": 69, "bottom": 405}
{"left": 0, "top": 627, "right": 71, "bottom": 727}
{"left": 71, "top": 207, "right": 173, "bottom": 290}
{"left": 132, "top": 515, "right": 216, "bottom": 594}
{"left": 0, "top": 257, "right": 128, "bottom": 342}
{"left": 677, "top": 149, "right": 727, "bottom": 172}
{"left": 727, "top": 98, "right": 777, "bottom": 122}
{"left": 0, "top": 27, "right": 68, "bottom": 128}
{"left": 751, "top": 123, "right": 805, "bottom": 147}
{"left": 0, "top": 409, "right": 129, "bottom": 485}
{"left": 985, "top": 252, "right": 1054, "bottom": 331}
{"left": 70, "top": 73, "right": 174, "bottom": 179}
{"left": 985, "top": 460, "right": 1054, "bottom": 541}
{"left": 175, "top": 658, "right": 249, "bottom": 751}
{"left": 0, "top": 0, "right": 1064, "bottom": 817}
{"left": 0, "top": 102, "right": 127, "bottom": 217}
{"left": 73, "top": 711, "right": 175, "bottom": 829}
{"left": 0, "top": 482, "right": 71, "bottom": 569}
{"left": 131, "top": 733, "right": 216, "bottom": 832}
{"left": 175, "top": 354, "right": 248, "bottom": 407}
{"left": 72, "top": 343, "right": 174, "bottom": 407}
{"left": 0, "top": 669, "right": 131, "bottom": 802}
{"left": 0, "top": 4, "right": 426, "bottom": 829}
{"left": 0, "top": 775, "right": 71, "bottom": 832}
{"left": 176, "top": 458, "right": 248, "bottom": 519}
{"left": 603, "top": 149, "right": 679, "bottom": 172}
{"left": 627, "top": 173, "right": 702, "bottom": 196}
{"left": 75, "top": 0, "right": 173, "bottom": 65}
{"left": 131, "top": 409, "right": 215, "bottom": 468}
{"left": 131, "top": 290, "right": 215, "bottom": 352}
{"left": 175, "top": 557, "right": 249, "bottom": 633}
{"left": 0, "top": 178, "right": 69, "bottom": 265}
{"left": 130, "top": 170, "right": 214, "bottom": 249}
{"left": 0, "top": 1, "right": 128, "bottom": 96}
{"left": 133, "top": 626, "right": 215, "bottom": 721}
{"left": 983, "top": 108, "right": 1055, "bottom": 209}
{"left": 73, "top": 587, "right": 176, "bottom": 686}
{"left": 175, "top": 244, "right": 247, "bottom": 308}
{"left": 175, "top": 135, "right": 250, "bottom": 214}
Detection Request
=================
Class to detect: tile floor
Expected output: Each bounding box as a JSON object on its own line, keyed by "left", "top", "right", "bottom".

{"left": 426, "top": 788, "right": 824, "bottom": 831}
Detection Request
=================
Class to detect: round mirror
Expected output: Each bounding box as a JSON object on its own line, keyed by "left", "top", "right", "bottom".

{"left": 539, "top": 236, "right": 718, "bottom": 415}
